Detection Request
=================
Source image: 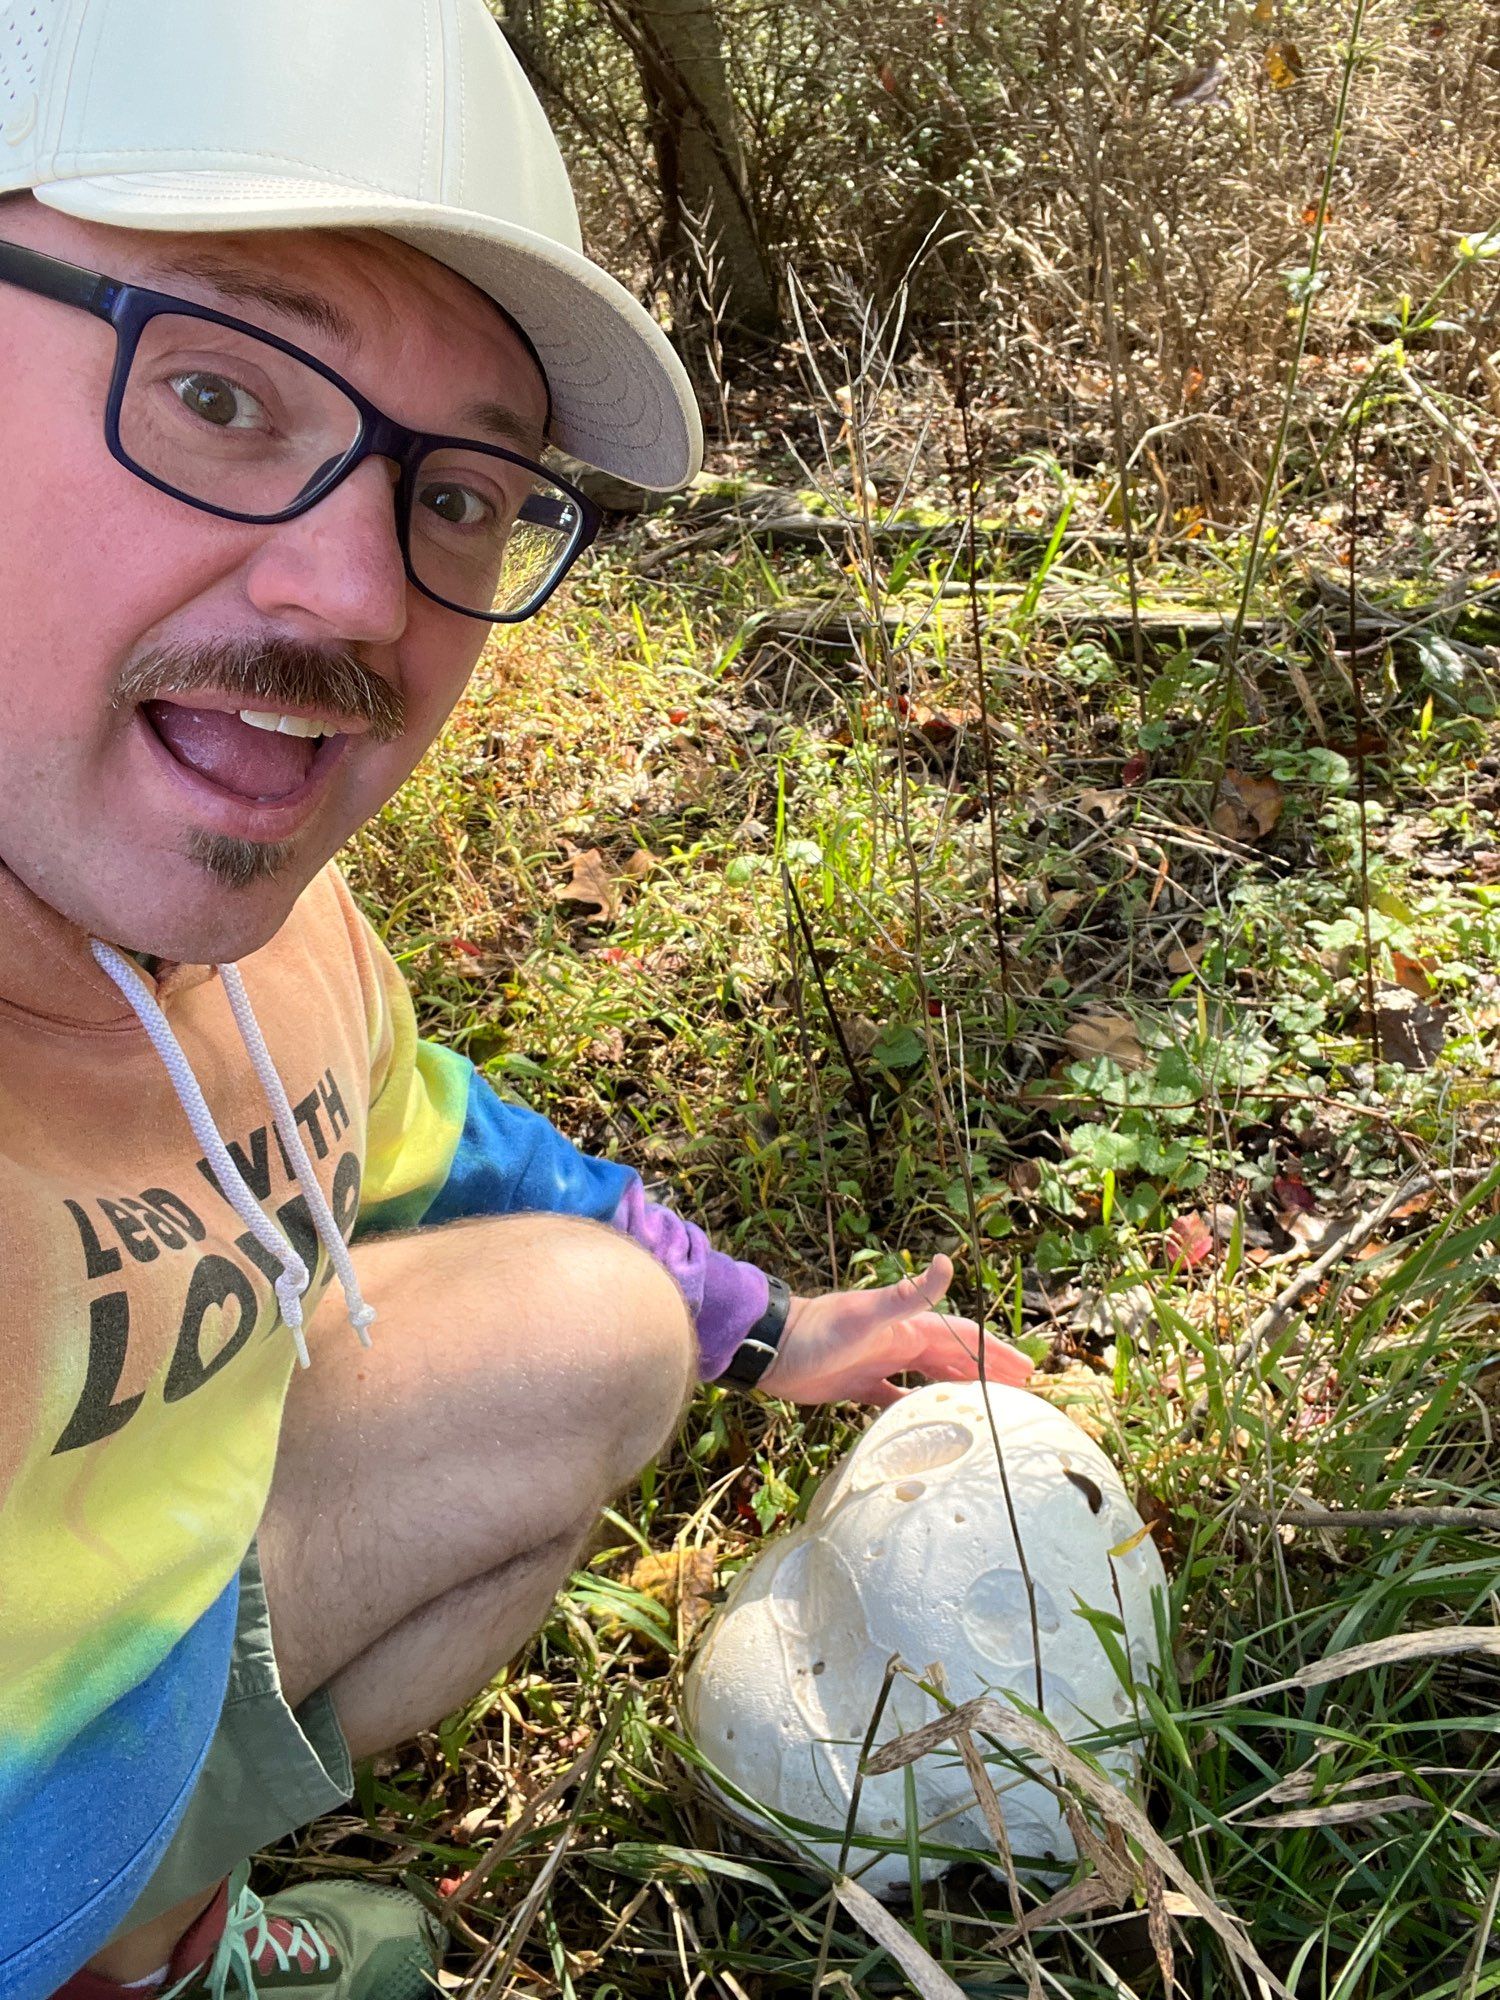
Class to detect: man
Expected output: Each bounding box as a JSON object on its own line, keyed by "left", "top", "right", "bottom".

{"left": 0, "top": 2, "right": 1033, "bottom": 1995}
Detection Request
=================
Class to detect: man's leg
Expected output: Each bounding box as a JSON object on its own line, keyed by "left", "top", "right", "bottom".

{"left": 88, "top": 1212, "right": 697, "bottom": 1980}
{"left": 263, "top": 1210, "right": 697, "bottom": 1748}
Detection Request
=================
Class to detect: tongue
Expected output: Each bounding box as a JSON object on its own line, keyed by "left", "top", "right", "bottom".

{"left": 146, "top": 702, "right": 315, "bottom": 801}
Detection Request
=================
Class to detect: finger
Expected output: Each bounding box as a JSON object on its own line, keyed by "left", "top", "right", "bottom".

{"left": 863, "top": 1258, "right": 959, "bottom": 1329}
{"left": 906, "top": 1329, "right": 1035, "bottom": 1386}
{"left": 864, "top": 1378, "right": 912, "bottom": 1410}
{"left": 892, "top": 1310, "right": 982, "bottom": 1347}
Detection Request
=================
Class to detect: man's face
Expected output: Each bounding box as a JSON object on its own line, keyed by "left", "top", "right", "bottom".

{"left": 0, "top": 198, "right": 548, "bottom": 963}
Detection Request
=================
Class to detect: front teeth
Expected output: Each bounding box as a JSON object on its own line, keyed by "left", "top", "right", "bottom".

{"left": 239, "top": 710, "right": 332, "bottom": 739}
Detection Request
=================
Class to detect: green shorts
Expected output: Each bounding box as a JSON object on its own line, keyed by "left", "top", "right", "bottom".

{"left": 110, "top": 1542, "right": 355, "bottom": 1938}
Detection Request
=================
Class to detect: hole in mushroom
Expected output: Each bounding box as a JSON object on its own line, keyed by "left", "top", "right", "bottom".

{"left": 851, "top": 1421, "right": 973, "bottom": 1489}
{"left": 954, "top": 1511, "right": 967, "bottom": 1523}
{"left": 894, "top": 1479, "right": 925, "bottom": 1501}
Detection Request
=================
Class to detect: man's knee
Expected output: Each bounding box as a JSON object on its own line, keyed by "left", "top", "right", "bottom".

{"left": 530, "top": 1216, "right": 698, "bottom": 1485}
{"left": 472, "top": 1216, "right": 704, "bottom": 1488}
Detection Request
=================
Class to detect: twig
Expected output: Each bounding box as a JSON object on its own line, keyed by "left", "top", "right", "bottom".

{"left": 467, "top": 1694, "right": 627, "bottom": 2000}
{"left": 812, "top": 1655, "right": 902, "bottom": 1998}
{"left": 1186, "top": 1171, "right": 1435, "bottom": 1432}
{"left": 952, "top": 351, "right": 1014, "bottom": 994}
{"left": 1347, "top": 393, "right": 1381, "bottom": 1067}
{"left": 782, "top": 863, "right": 878, "bottom": 1151}
{"left": 1234, "top": 1500, "right": 1500, "bottom": 1532}
{"left": 780, "top": 864, "right": 844, "bottom": 1282}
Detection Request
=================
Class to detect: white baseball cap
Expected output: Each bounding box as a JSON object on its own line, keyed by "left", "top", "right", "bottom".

{"left": 0, "top": 0, "right": 704, "bottom": 489}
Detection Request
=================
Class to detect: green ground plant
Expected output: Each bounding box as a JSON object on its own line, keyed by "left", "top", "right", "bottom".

{"left": 260, "top": 4, "right": 1500, "bottom": 1987}
{"left": 276, "top": 497, "right": 1500, "bottom": 1995}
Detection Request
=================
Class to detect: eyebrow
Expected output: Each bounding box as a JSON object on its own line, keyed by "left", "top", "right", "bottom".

{"left": 143, "top": 253, "right": 546, "bottom": 455}
{"left": 459, "top": 398, "right": 546, "bottom": 456}
{"left": 146, "top": 251, "right": 362, "bottom": 350}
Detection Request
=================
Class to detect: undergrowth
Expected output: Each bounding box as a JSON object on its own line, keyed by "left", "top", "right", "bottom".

{"left": 272, "top": 489, "right": 1500, "bottom": 1997}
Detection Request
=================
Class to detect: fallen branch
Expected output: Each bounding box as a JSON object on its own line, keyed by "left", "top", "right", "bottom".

{"left": 1185, "top": 1171, "right": 1435, "bottom": 1433}
{"left": 1234, "top": 1499, "right": 1500, "bottom": 1533}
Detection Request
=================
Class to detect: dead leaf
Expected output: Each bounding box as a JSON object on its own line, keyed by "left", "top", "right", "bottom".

{"left": 1390, "top": 948, "right": 1436, "bottom": 999}
{"left": 1165, "top": 939, "right": 1206, "bottom": 977}
{"left": 1167, "top": 1210, "right": 1217, "bottom": 1268}
{"left": 1265, "top": 38, "right": 1303, "bottom": 87}
{"left": 623, "top": 846, "right": 659, "bottom": 882}
{"left": 1028, "top": 1363, "right": 1116, "bottom": 1442}
{"left": 1064, "top": 1011, "right": 1146, "bottom": 1067}
{"left": 554, "top": 845, "right": 620, "bottom": 921}
{"left": 867, "top": 1698, "right": 1292, "bottom": 1998}
{"left": 1273, "top": 1173, "right": 1316, "bottom": 1214}
{"left": 1078, "top": 786, "right": 1129, "bottom": 820}
{"left": 1370, "top": 987, "right": 1450, "bottom": 1071}
{"left": 1122, "top": 749, "right": 1149, "bottom": 784}
{"left": 624, "top": 1544, "right": 718, "bottom": 1638}
{"left": 834, "top": 1878, "right": 967, "bottom": 2000}
{"left": 1391, "top": 1186, "right": 1437, "bottom": 1221}
{"left": 1212, "top": 769, "right": 1285, "bottom": 842}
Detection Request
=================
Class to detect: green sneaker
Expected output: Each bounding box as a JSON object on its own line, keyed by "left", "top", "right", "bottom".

{"left": 185, "top": 1873, "right": 444, "bottom": 2000}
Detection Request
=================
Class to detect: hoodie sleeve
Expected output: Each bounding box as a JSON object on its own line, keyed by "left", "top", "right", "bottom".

{"left": 350, "top": 894, "right": 767, "bottom": 1380}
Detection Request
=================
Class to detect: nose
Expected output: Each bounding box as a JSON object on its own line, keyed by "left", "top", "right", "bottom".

{"left": 243, "top": 456, "right": 409, "bottom": 648}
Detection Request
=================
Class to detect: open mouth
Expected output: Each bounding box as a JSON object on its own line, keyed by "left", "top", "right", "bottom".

{"left": 140, "top": 699, "right": 351, "bottom": 809}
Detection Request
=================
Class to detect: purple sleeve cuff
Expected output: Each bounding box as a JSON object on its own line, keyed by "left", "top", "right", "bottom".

{"left": 609, "top": 1179, "right": 770, "bottom": 1380}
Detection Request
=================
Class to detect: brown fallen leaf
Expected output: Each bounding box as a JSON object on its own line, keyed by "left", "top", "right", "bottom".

{"left": 1077, "top": 786, "right": 1129, "bottom": 821}
{"left": 1027, "top": 1363, "right": 1117, "bottom": 1442}
{"left": 1273, "top": 1173, "right": 1316, "bottom": 1214}
{"left": 624, "top": 1543, "right": 719, "bottom": 1638}
{"left": 1165, "top": 939, "right": 1206, "bottom": 977}
{"left": 1390, "top": 948, "right": 1436, "bottom": 999}
{"left": 1265, "top": 38, "right": 1303, "bottom": 87}
{"left": 554, "top": 844, "right": 620, "bottom": 921}
{"left": 1064, "top": 1011, "right": 1146, "bottom": 1067}
{"left": 1370, "top": 987, "right": 1450, "bottom": 1072}
{"left": 623, "top": 846, "right": 660, "bottom": 882}
{"left": 1212, "top": 769, "right": 1286, "bottom": 842}
{"left": 1167, "top": 1209, "right": 1217, "bottom": 1269}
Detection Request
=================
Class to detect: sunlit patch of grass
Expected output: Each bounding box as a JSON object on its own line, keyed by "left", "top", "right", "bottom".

{"left": 316, "top": 529, "right": 1500, "bottom": 1997}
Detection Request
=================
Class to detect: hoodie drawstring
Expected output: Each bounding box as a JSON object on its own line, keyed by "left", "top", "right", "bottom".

{"left": 216, "top": 961, "right": 375, "bottom": 1350}
{"left": 89, "top": 942, "right": 374, "bottom": 1368}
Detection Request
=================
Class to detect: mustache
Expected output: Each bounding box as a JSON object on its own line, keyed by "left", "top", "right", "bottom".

{"left": 116, "top": 639, "right": 406, "bottom": 743}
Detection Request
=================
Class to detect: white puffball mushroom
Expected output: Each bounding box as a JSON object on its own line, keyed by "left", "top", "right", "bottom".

{"left": 683, "top": 1381, "right": 1167, "bottom": 1897}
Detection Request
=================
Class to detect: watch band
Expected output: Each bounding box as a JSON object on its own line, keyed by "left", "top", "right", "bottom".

{"left": 722, "top": 1275, "right": 791, "bottom": 1387}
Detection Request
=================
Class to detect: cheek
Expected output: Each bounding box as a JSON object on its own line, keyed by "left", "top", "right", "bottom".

{"left": 397, "top": 620, "right": 490, "bottom": 744}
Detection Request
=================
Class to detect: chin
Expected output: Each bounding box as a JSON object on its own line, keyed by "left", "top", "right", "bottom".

{"left": 105, "top": 841, "right": 319, "bottom": 966}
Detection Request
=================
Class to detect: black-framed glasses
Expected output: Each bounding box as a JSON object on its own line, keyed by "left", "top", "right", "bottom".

{"left": 0, "top": 240, "right": 601, "bottom": 623}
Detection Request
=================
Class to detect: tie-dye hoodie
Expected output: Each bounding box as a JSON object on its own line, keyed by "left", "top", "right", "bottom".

{"left": 0, "top": 860, "right": 769, "bottom": 2000}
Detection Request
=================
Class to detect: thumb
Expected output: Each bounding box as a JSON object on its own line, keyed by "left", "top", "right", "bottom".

{"left": 884, "top": 1253, "right": 953, "bottom": 1317}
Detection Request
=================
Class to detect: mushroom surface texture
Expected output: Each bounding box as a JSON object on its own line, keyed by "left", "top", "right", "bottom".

{"left": 682, "top": 1381, "right": 1168, "bottom": 1896}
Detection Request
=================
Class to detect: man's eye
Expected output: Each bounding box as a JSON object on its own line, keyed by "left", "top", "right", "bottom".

{"left": 170, "top": 371, "right": 264, "bottom": 429}
{"left": 420, "top": 482, "right": 495, "bottom": 530}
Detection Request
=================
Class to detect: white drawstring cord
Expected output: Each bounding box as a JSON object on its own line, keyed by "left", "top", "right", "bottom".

{"left": 90, "top": 941, "right": 315, "bottom": 1366}
{"left": 217, "top": 961, "right": 375, "bottom": 1349}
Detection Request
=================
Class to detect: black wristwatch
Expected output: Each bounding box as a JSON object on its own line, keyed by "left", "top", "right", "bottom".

{"left": 722, "top": 1275, "right": 791, "bottom": 1388}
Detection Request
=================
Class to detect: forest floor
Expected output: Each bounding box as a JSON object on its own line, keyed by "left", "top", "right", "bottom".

{"left": 265, "top": 383, "right": 1500, "bottom": 1997}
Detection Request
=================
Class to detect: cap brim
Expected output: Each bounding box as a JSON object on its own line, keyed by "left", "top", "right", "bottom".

{"left": 33, "top": 172, "right": 704, "bottom": 490}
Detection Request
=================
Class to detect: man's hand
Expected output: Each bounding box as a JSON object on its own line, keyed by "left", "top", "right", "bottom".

{"left": 756, "top": 1254, "right": 1034, "bottom": 1407}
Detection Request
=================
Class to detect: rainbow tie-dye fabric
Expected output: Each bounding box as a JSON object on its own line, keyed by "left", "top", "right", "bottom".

{"left": 0, "top": 862, "right": 766, "bottom": 1998}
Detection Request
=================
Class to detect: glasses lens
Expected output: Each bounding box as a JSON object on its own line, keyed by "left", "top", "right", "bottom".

{"left": 118, "top": 313, "right": 362, "bottom": 518}
{"left": 407, "top": 447, "right": 586, "bottom": 618}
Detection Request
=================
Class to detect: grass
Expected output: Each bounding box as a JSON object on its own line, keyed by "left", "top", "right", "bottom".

{"left": 253, "top": 477, "right": 1499, "bottom": 1998}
